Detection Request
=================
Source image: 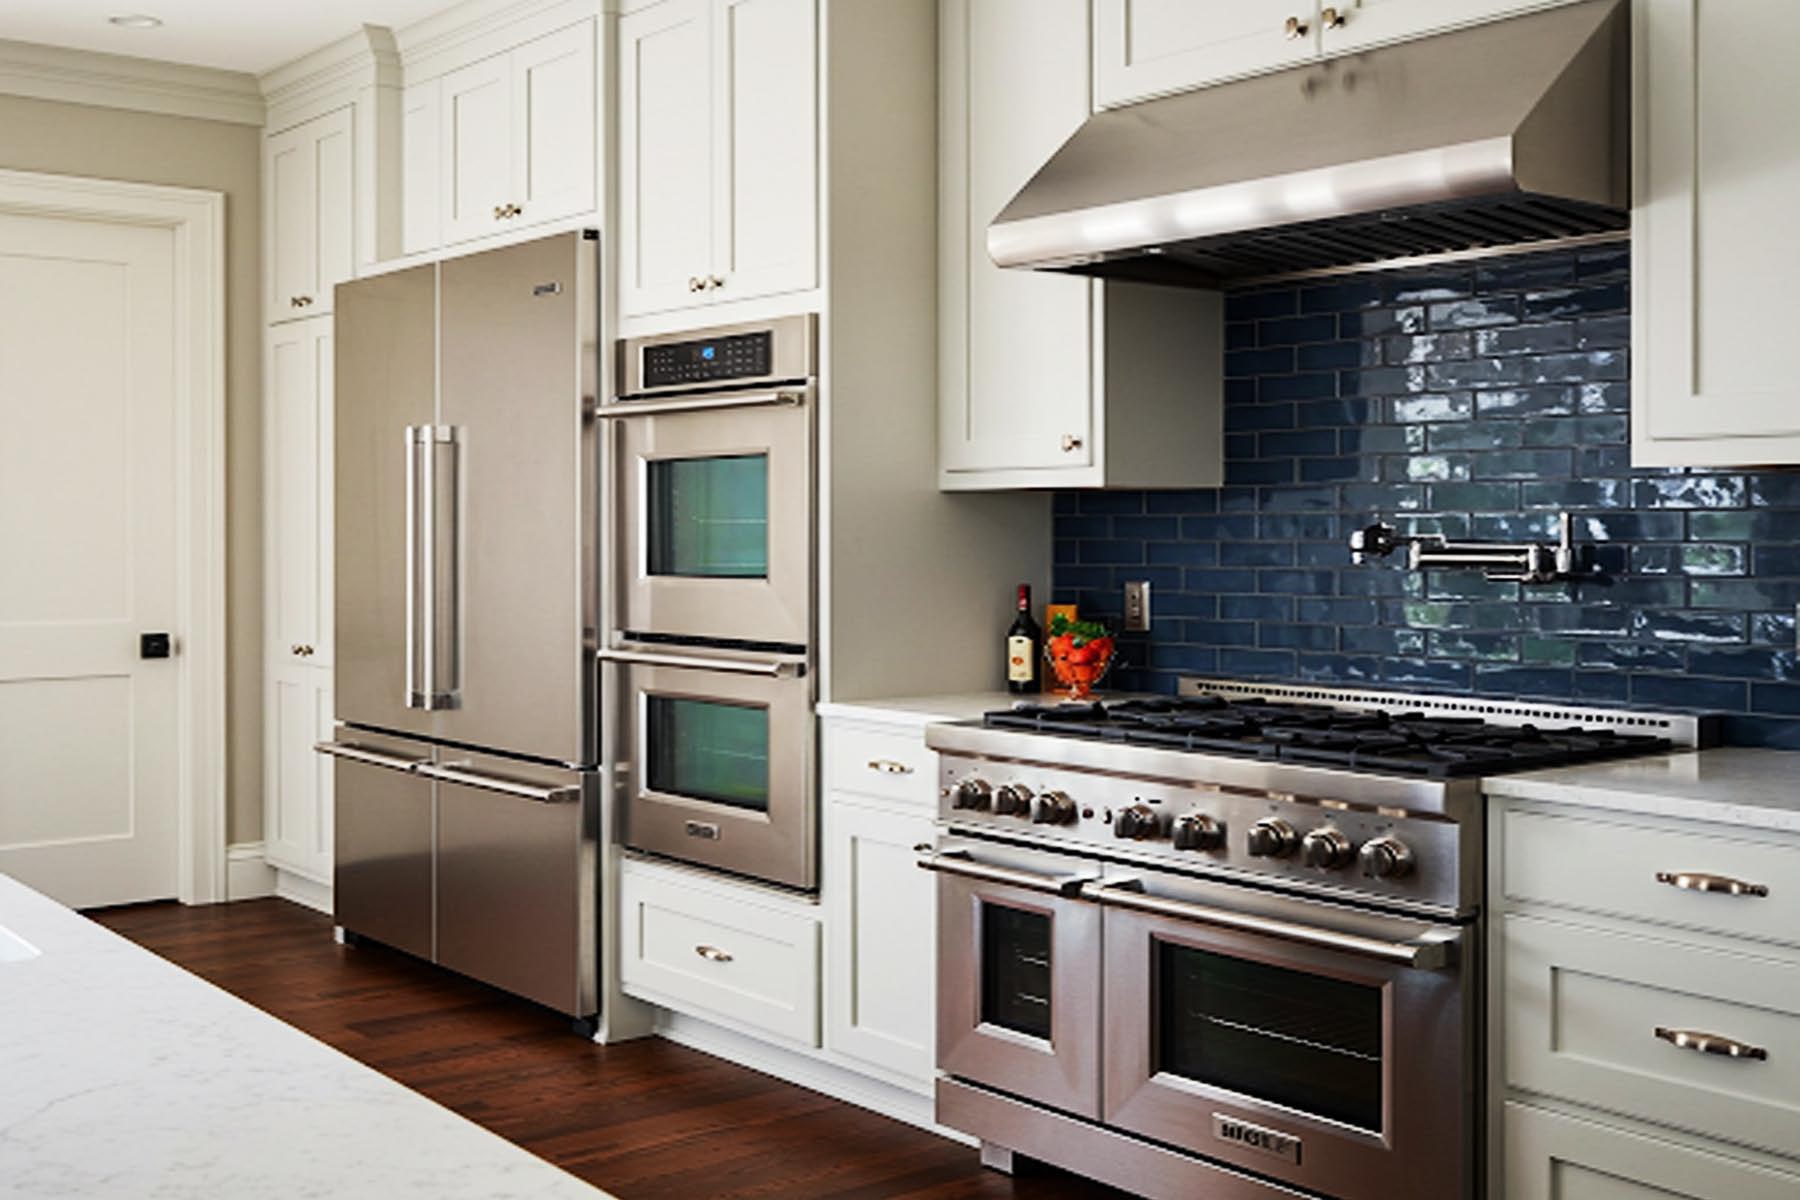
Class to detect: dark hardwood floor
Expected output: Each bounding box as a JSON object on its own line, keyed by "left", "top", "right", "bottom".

{"left": 92, "top": 899, "right": 1128, "bottom": 1200}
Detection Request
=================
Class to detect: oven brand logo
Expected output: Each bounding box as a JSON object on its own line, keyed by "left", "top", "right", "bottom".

{"left": 1213, "top": 1115, "right": 1301, "bottom": 1165}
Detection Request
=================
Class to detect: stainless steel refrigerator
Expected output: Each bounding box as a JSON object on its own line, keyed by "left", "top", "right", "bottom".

{"left": 316, "top": 231, "right": 600, "bottom": 1023}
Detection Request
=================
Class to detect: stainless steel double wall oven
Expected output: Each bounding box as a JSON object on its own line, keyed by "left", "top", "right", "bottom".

{"left": 603, "top": 316, "right": 818, "bottom": 891}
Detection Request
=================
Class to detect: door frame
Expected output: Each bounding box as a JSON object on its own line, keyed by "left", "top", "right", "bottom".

{"left": 0, "top": 168, "right": 228, "bottom": 905}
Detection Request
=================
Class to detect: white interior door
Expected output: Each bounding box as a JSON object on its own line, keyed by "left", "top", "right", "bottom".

{"left": 0, "top": 211, "right": 181, "bottom": 908}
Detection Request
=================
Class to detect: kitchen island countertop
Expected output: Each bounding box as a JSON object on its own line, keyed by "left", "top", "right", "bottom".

{"left": 1482, "top": 746, "right": 1800, "bottom": 833}
{"left": 0, "top": 873, "right": 607, "bottom": 1199}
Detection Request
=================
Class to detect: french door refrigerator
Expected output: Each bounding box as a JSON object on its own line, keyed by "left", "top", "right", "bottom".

{"left": 317, "top": 231, "right": 601, "bottom": 1022}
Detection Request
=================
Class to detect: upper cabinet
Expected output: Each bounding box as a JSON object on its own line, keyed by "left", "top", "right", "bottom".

{"left": 266, "top": 107, "right": 355, "bottom": 323}
{"left": 939, "top": 0, "right": 1221, "bottom": 490}
{"left": 1094, "top": 0, "right": 1569, "bottom": 108}
{"left": 618, "top": 0, "right": 818, "bottom": 318}
{"left": 1633, "top": 0, "right": 1800, "bottom": 467}
{"left": 403, "top": 19, "right": 598, "bottom": 254}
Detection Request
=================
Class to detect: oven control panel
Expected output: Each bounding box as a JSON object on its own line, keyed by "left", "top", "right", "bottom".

{"left": 640, "top": 330, "right": 773, "bottom": 388}
{"left": 939, "top": 753, "right": 1471, "bottom": 914}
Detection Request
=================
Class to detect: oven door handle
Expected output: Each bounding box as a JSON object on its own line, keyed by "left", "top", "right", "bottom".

{"left": 597, "top": 646, "right": 806, "bottom": 678}
{"left": 1081, "top": 880, "right": 1460, "bottom": 971}
{"left": 597, "top": 389, "right": 806, "bottom": 418}
{"left": 916, "top": 847, "right": 1096, "bottom": 898}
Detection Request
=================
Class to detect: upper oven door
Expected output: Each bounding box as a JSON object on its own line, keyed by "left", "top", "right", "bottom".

{"left": 1092, "top": 867, "right": 1474, "bottom": 1200}
{"left": 611, "top": 386, "right": 815, "bottom": 646}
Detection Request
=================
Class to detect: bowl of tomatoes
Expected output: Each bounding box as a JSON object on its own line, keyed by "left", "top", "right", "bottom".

{"left": 1045, "top": 615, "right": 1116, "bottom": 701}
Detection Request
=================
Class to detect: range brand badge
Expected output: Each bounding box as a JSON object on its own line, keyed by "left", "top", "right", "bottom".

{"left": 1213, "top": 1114, "right": 1301, "bottom": 1165}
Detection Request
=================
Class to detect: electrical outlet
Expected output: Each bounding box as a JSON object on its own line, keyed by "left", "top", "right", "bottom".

{"left": 1124, "top": 580, "right": 1151, "bottom": 632}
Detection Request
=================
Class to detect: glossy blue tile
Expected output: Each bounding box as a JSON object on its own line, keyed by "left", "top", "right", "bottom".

{"left": 1259, "top": 314, "right": 1339, "bottom": 346}
{"left": 1475, "top": 666, "right": 1574, "bottom": 699}
{"left": 1181, "top": 514, "right": 1258, "bottom": 539}
{"left": 1259, "top": 624, "right": 1337, "bottom": 651}
{"left": 1299, "top": 279, "right": 1383, "bottom": 312}
{"left": 1079, "top": 540, "right": 1145, "bottom": 564}
{"left": 1338, "top": 306, "right": 1424, "bottom": 338}
{"left": 1218, "top": 648, "right": 1297, "bottom": 677}
{"left": 1219, "top": 541, "right": 1295, "bottom": 567}
{"left": 1226, "top": 459, "right": 1297, "bottom": 486}
{"left": 1631, "top": 476, "right": 1747, "bottom": 510}
{"left": 1258, "top": 569, "right": 1336, "bottom": 595}
{"left": 1687, "top": 647, "right": 1800, "bottom": 681}
{"left": 1385, "top": 332, "right": 1473, "bottom": 363}
{"left": 1428, "top": 297, "right": 1519, "bottom": 330}
{"left": 1298, "top": 340, "right": 1376, "bottom": 371}
{"left": 1631, "top": 610, "right": 1745, "bottom": 643}
{"left": 1691, "top": 579, "right": 1800, "bottom": 610}
{"left": 1631, "top": 674, "right": 1748, "bottom": 712}
{"left": 1221, "top": 594, "right": 1292, "bottom": 622}
{"left": 1748, "top": 473, "right": 1800, "bottom": 507}
{"left": 1259, "top": 372, "right": 1341, "bottom": 402}
{"left": 1389, "top": 393, "right": 1473, "bottom": 423}
{"left": 1148, "top": 540, "right": 1221, "bottom": 567}
{"left": 1521, "top": 282, "right": 1628, "bottom": 321}
{"left": 1690, "top": 511, "right": 1800, "bottom": 542}
{"left": 1224, "top": 403, "right": 1298, "bottom": 432}
{"left": 1226, "top": 346, "right": 1296, "bottom": 378}
{"left": 1295, "top": 597, "right": 1377, "bottom": 625}
{"left": 1225, "top": 288, "right": 1299, "bottom": 321}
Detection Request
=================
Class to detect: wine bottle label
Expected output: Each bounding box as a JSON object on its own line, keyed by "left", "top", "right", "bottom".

{"left": 1007, "top": 635, "right": 1035, "bottom": 683}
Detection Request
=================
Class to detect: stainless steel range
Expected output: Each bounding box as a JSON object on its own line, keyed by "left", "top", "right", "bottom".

{"left": 920, "top": 679, "right": 1713, "bottom": 1200}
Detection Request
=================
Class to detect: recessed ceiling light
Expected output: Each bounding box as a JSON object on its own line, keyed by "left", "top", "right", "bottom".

{"left": 108, "top": 14, "right": 163, "bottom": 29}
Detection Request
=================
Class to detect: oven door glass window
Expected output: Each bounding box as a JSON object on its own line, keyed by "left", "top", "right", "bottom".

{"left": 982, "top": 904, "right": 1053, "bottom": 1040}
{"left": 647, "top": 454, "right": 768, "bottom": 578}
{"left": 1157, "top": 941, "right": 1383, "bottom": 1131}
{"left": 645, "top": 696, "right": 770, "bottom": 812}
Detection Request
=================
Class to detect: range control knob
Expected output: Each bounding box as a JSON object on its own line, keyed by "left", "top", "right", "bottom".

{"left": 1300, "top": 827, "right": 1356, "bottom": 870}
{"left": 1031, "top": 791, "right": 1079, "bottom": 825}
{"left": 1170, "top": 813, "right": 1225, "bottom": 851}
{"left": 952, "top": 778, "right": 993, "bottom": 811}
{"left": 993, "top": 784, "right": 1033, "bottom": 817}
{"left": 1359, "top": 835, "right": 1416, "bottom": 879}
{"left": 1114, "top": 804, "right": 1164, "bottom": 840}
{"left": 1246, "top": 818, "right": 1299, "bottom": 858}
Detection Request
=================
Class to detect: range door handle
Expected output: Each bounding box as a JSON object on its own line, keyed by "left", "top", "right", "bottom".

{"left": 313, "top": 742, "right": 429, "bottom": 774}
{"left": 597, "top": 646, "right": 806, "bottom": 678}
{"left": 596, "top": 389, "right": 805, "bottom": 419}
{"left": 915, "top": 847, "right": 1095, "bottom": 897}
{"left": 1080, "top": 880, "right": 1459, "bottom": 971}
{"left": 416, "top": 761, "right": 582, "bottom": 804}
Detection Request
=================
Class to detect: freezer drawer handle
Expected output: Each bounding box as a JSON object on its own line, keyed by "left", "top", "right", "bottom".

{"left": 596, "top": 646, "right": 805, "bottom": 678}
{"left": 1080, "top": 880, "right": 1459, "bottom": 971}
{"left": 1654, "top": 1026, "right": 1768, "bottom": 1062}
{"left": 595, "top": 389, "right": 805, "bottom": 419}
{"left": 916, "top": 847, "right": 1094, "bottom": 897}
{"left": 313, "top": 742, "right": 429, "bottom": 774}
{"left": 417, "top": 761, "right": 581, "bottom": 804}
{"left": 1655, "top": 871, "right": 1769, "bottom": 898}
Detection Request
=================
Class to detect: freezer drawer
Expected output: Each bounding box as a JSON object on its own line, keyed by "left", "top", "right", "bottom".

{"left": 328, "top": 734, "right": 434, "bottom": 961}
{"left": 433, "top": 753, "right": 597, "bottom": 1017}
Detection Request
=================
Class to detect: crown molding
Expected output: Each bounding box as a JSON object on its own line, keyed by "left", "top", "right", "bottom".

{"left": 0, "top": 38, "right": 263, "bottom": 126}
{"left": 260, "top": 24, "right": 400, "bottom": 117}
{"left": 396, "top": 0, "right": 602, "bottom": 81}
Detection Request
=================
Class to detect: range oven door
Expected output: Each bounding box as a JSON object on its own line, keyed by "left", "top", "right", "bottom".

{"left": 607, "top": 384, "right": 815, "bottom": 648}
{"left": 609, "top": 643, "right": 816, "bottom": 890}
{"left": 1090, "top": 868, "right": 1474, "bottom": 1200}
{"left": 922, "top": 840, "right": 1103, "bottom": 1119}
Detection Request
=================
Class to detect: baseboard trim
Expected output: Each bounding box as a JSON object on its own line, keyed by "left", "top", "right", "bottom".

{"left": 225, "top": 842, "right": 277, "bottom": 900}
{"left": 654, "top": 1010, "right": 970, "bottom": 1145}
{"left": 274, "top": 868, "right": 332, "bottom": 915}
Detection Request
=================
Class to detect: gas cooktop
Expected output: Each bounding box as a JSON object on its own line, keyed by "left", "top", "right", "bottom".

{"left": 983, "top": 693, "right": 1674, "bottom": 778}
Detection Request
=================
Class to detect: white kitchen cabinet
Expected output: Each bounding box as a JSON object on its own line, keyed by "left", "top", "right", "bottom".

{"left": 437, "top": 53, "right": 512, "bottom": 244}
{"left": 1632, "top": 0, "right": 1800, "bottom": 466}
{"left": 1318, "top": 0, "right": 1565, "bottom": 55}
{"left": 1095, "top": 0, "right": 1317, "bottom": 106}
{"left": 265, "top": 317, "right": 334, "bottom": 671}
{"left": 400, "top": 79, "right": 441, "bottom": 255}
{"left": 939, "top": 0, "right": 1221, "bottom": 489}
{"left": 265, "top": 106, "right": 354, "bottom": 323}
{"left": 264, "top": 662, "right": 333, "bottom": 884}
{"left": 618, "top": 0, "right": 817, "bottom": 317}
{"left": 1506, "top": 1103, "right": 1800, "bottom": 1200}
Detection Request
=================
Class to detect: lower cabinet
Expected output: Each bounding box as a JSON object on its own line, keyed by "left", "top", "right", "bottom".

{"left": 1505, "top": 1103, "right": 1800, "bottom": 1200}
{"left": 263, "top": 662, "right": 333, "bottom": 883}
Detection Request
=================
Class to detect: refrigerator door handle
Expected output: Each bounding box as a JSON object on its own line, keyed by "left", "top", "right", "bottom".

{"left": 411, "top": 425, "right": 461, "bottom": 711}
{"left": 313, "top": 741, "right": 429, "bottom": 773}
{"left": 431, "top": 426, "right": 462, "bottom": 710}
{"left": 404, "top": 426, "right": 424, "bottom": 708}
{"left": 418, "top": 760, "right": 581, "bottom": 804}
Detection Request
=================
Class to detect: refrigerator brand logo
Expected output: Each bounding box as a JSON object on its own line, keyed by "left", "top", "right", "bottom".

{"left": 1213, "top": 1115, "right": 1301, "bottom": 1164}
{"left": 684, "top": 820, "right": 721, "bottom": 841}
{"left": 532, "top": 281, "right": 563, "bottom": 296}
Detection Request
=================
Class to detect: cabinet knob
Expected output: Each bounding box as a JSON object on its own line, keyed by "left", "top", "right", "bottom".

{"left": 1284, "top": 14, "right": 1310, "bottom": 38}
{"left": 707, "top": 274, "right": 725, "bottom": 290}
{"left": 493, "top": 205, "right": 507, "bottom": 220}
{"left": 290, "top": 295, "right": 313, "bottom": 308}
{"left": 688, "top": 276, "right": 704, "bottom": 292}
{"left": 292, "top": 644, "right": 314, "bottom": 658}
{"left": 1321, "top": 7, "right": 1346, "bottom": 29}
{"left": 1060, "top": 433, "right": 1084, "bottom": 453}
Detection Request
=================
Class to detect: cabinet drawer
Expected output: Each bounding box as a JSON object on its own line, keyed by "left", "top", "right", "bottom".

{"left": 1505, "top": 914, "right": 1800, "bottom": 1157}
{"left": 1505, "top": 1102, "right": 1800, "bottom": 1200}
{"left": 619, "top": 859, "right": 820, "bottom": 1046}
{"left": 824, "top": 724, "right": 935, "bottom": 808}
{"left": 1502, "top": 808, "right": 1800, "bottom": 950}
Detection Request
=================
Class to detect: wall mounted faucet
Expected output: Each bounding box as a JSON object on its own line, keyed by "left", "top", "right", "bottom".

{"left": 1349, "top": 512, "right": 1578, "bottom": 585}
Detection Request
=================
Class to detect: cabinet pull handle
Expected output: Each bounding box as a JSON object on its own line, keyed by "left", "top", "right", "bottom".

{"left": 292, "top": 644, "right": 314, "bottom": 658}
{"left": 1655, "top": 1026, "right": 1768, "bottom": 1062}
{"left": 695, "top": 945, "right": 733, "bottom": 964}
{"left": 867, "top": 758, "right": 913, "bottom": 775}
{"left": 1321, "top": 7, "right": 1345, "bottom": 29}
{"left": 1060, "top": 433, "right": 1084, "bottom": 453}
{"left": 1284, "top": 15, "right": 1310, "bottom": 38}
{"left": 1655, "top": 871, "right": 1769, "bottom": 898}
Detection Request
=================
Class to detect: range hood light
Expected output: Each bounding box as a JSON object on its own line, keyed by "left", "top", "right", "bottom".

{"left": 107, "top": 14, "right": 163, "bottom": 28}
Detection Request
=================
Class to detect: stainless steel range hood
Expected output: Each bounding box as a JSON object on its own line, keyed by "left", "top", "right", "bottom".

{"left": 989, "top": 0, "right": 1628, "bottom": 286}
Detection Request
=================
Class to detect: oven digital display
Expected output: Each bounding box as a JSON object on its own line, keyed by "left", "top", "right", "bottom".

{"left": 641, "top": 331, "right": 773, "bottom": 388}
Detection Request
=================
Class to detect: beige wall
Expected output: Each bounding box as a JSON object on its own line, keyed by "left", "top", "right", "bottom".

{"left": 0, "top": 94, "right": 263, "bottom": 844}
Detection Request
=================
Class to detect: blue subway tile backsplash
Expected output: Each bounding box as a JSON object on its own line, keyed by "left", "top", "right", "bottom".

{"left": 1050, "top": 245, "right": 1800, "bottom": 748}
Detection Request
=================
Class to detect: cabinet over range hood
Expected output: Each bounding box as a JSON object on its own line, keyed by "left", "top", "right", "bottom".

{"left": 989, "top": 0, "right": 1628, "bottom": 285}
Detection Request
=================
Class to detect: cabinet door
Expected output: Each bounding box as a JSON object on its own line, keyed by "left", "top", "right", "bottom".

{"left": 266, "top": 317, "right": 334, "bottom": 668}
{"left": 823, "top": 799, "right": 936, "bottom": 1088}
{"left": 1633, "top": 0, "right": 1800, "bottom": 466}
{"left": 941, "top": 0, "right": 1095, "bottom": 477}
{"left": 1505, "top": 1102, "right": 1800, "bottom": 1200}
{"left": 1321, "top": 0, "right": 1562, "bottom": 54}
{"left": 439, "top": 53, "right": 514, "bottom": 245}
{"left": 266, "top": 108, "right": 354, "bottom": 322}
{"left": 619, "top": 0, "right": 715, "bottom": 316}
{"left": 401, "top": 79, "right": 441, "bottom": 256}
{"left": 265, "top": 663, "right": 333, "bottom": 882}
{"left": 1094, "top": 0, "right": 1317, "bottom": 108}
{"left": 511, "top": 22, "right": 598, "bottom": 228}
{"left": 711, "top": 0, "right": 817, "bottom": 303}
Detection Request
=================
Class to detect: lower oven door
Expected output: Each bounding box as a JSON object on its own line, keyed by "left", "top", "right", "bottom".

{"left": 1091, "top": 867, "right": 1474, "bottom": 1200}
{"left": 923, "top": 840, "right": 1103, "bottom": 1118}
{"left": 610, "top": 643, "right": 816, "bottom": 890}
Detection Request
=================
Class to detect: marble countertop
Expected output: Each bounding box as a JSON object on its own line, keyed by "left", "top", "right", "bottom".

{"left": 0, "top": 874, "right": 607, "bottom": 1199}
{"left": 1482, "top": 747, "right": 1800, "bottom": 833}
{"left": 816, "top": 691, "right": 1020, "bottom": 726}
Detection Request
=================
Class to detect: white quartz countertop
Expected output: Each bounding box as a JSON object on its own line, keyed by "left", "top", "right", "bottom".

{"left": 816, "top": 691, "right": 1021, "bottom": 726}
{"left": 0, "top": 874, "right": 608, "bottom": 1200}
{"left": 1482, "top": 747, "right": 1800, "bottom": 833}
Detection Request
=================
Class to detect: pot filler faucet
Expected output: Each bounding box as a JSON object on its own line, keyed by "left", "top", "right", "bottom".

{"left": 1350, "top": 511, "right": 1578, "bottom": 584}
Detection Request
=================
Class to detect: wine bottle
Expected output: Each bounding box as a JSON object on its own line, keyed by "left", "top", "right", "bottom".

{"left": 1005, "top": 584, "right": 1042, "bottom": 694}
